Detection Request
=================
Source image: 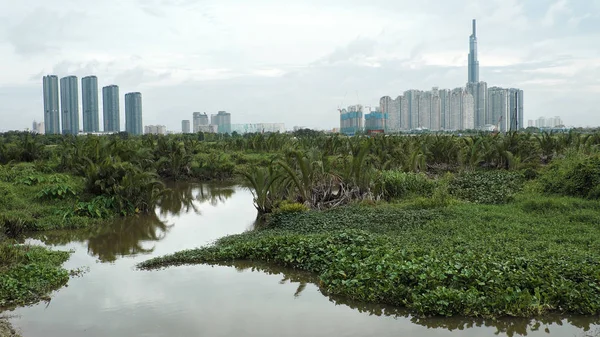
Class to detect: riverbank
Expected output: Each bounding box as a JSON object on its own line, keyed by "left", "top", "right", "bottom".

{"left": 0, "top": 317, "right": 20, "bottom": 337}
{"left": 139, "top": 194, "right": 600, "bottom": 318}
{"left": 0, "top": 243, "right": 71, "bottom": 310}
{"left": 0, "top": 163, "right": 108, "bottom": 234}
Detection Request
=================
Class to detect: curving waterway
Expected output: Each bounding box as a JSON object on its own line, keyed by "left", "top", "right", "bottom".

{"left": 8, "top": 182, "right": 599, "bottom": 337}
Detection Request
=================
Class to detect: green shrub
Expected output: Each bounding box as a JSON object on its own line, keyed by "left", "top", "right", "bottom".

{"left": 191, "top": 152, "right": 236, "bottom": 180}
{"left": 0, "top": 186, "right": 17, "bottom": 208}
{"left": 69, "top": 196, "right": 116, "bottom": 219}
{"left": 0, "top": 214, "right": 26, "bottom": 238}
{"left": 274, "top": 201, "right": 309, "bottom": 214}
{"left": 449, "top": 170, "right": 524, "bottom": 204}
{"left": 17, "top": 174, "right": 47, "bottom": 186}
{"left": 407, "top": 173, "right": 456, "bottom": 209}
{"left": 36, "top": 184, "right": 78, "bottom": 200}
{"left": 522, "top": 168, "right": 538, "bottom": 180}
{"left": 0, "top": 244, "right": 70, "bottom": 308}
{"left": 83, "top": 159, "right": 165, "bottom": 215}
{"left": 538, "top": 153, "right": 600, "bottom": 199}
{"left": 376, "top": 171, "right": 436, "bottom": 200}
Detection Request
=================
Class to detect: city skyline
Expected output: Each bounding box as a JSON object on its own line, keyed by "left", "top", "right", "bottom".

{"left": 357, "top": 19, "right": 525, "bottom": 134}
{"left": 1, "top": 1, "right": 599, "bottom": 131}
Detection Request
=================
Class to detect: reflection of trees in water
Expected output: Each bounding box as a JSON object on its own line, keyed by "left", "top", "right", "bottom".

{"left": 157, "top": 182, "right": 236, "bottom": 216}
{"left": 86, "top": 212, "right": 172, "bottom": 262}
{"left": 195, "top": 183, "right": 235, "bottom": 207}
{"left": 33, "top": 183, "right": 238, "bottom": 263}
{"left": 31, "top": 214, "right": 173, "bottom": 263}
{"left": 214, "top": 260, "right": 600, "bottom": 337}
{"left": 157, "top": 183, "right": 200, "bottom": 216}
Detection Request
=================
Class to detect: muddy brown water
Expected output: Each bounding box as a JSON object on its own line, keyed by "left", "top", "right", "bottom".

{"left": 8, "top": 183, "right": 600, "bottom": 337}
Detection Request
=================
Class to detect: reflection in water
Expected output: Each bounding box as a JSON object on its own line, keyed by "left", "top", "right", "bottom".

{"left": 33, "top": 183, "right": 238, "bottom": 262}
{"left": 32, "top": 214, "right": 173, "bottom": 263}
{"left": 86, "top": 213, "right": 172, "bottom": 262}
{"left": 16, "top": 184, "right": 600, "bottom": 337}
{"left": 157, "top": 183, "right": 201, "bottom": 216}
{"left": 220, "top": 261, "right": 600, "bottom": 337}
{"left": 195, "top": 183, "right": 235, "bottom": 207}
{"left": 157, "top": 182, "right": 236, "bottom": 216}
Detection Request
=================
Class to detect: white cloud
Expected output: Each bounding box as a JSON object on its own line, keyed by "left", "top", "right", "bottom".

{"left": 0, "top": 0, "right": 599, "bottom": 131}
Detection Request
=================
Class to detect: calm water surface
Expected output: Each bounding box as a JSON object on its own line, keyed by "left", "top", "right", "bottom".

{"left": 9, "top": 183, "right": 599, "bottom": 337}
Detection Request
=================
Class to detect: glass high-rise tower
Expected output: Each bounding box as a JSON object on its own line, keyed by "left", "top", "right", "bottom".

{"left": 103, "top": 85, "right": 120, "bottom": 132}
{"left": 125, "top": 92, "right": 142, "bottom": 135}
{"left": 42, "top": 75, "right": 60, "bottom": 134}
{"left": 60, "top": 76, "right": 79, "bottom": 135}
{"left": 82, "top": 76, "right": 100, "bottom": 132}
{"left": 468, "top": 19, "right": 479, "bottom": 84}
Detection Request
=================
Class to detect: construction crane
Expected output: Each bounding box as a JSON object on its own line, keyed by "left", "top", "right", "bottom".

{"left": 337, "top": 91, "right": 348, "bottom": 113}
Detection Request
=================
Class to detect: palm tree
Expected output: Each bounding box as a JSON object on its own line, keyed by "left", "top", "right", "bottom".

{"left": 242, "top": 166, "right": 283, "bottom": 214}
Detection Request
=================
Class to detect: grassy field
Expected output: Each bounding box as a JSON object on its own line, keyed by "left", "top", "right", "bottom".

{"left": 139, "top": 193, "right": 600, "bottom": 318}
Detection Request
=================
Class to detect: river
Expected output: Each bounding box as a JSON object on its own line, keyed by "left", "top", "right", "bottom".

{"left": 8, "top": 183, "right": 599, "bottom": 337}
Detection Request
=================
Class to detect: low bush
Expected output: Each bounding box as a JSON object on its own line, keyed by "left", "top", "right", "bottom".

{"left": 36, "top": 184, "right": 79, "bottom": 200}
{"left": 0, "top": 243, "right": 70, "bottom": 309}
{"left": 376, "top": 171, "right": 436, "bottom": 200}
{"left": 538, "top": 152, "right": 600, "bottom": 199}
{"left": 274, "top": 201, "right": 309, "bottom": 214}
{"left": 191, "top": 152, "right": 236, "bottom": 180}
{"left": 68, "top": 196, "right": 116, "bottom": 219}
{"left": 449, "top": 170, "right": 524, "bottom": 204}
{"left": 0, "top": 215, "right": 25, "bottom": 238}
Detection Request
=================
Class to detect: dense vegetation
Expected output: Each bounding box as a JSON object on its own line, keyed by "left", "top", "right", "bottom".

{"left": 140, "top": 190, "right": 600, "bottom": 317}
{"left": 3, "top": 129, "right": 600, "bottom": 320}
{"left": 0, "top": 242, "right": 70, "bottom": 309}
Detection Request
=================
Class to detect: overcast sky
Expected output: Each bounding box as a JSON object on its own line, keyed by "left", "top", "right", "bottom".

{"left": 1, "top": 0, "right": 599, "bottom": 131}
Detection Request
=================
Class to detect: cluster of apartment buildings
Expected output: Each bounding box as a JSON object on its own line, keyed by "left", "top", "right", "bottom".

{"left": 181, "top": 112, "right": 285, "bottom": 135}
{"left": 528, "top": 116, "right": 564, "bottom": 129}
{"left": 340, "top": 20, "right": 525, "bottom": 135}
{"left": 181, "top": 111, "right": 229, "bottom": 134}
{"left": 41, "top": 75, "right": 142, "bottom": 135}
{"left": 376, "top": 85, "right": 524, "bottom": 133}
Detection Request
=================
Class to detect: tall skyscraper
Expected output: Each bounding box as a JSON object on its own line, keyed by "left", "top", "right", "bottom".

{"left": 103, "top": 85, "right": 120, "bottom": 132}
{"left": 42, "top": 75, "right": 60, "bottom": 134}
{"left": 210, "top": 111, "right": 231, "bottom": 134}
{"left": 466, "top": 20, "right": 488, "bottom": 129}
{"left": 468, "top": 19, "right": 479, "bottom": 84}
{"left": 488, "top": 87, "right": 510, "bottom": 132}
{"left": 82, "top": 76, "right": 99, "bottom": 132}
{"left": 125, "top": 92, "right": 143, "bottom": 135}
{"left": 508, "top": 89, "right": 524, "bottom": 131}
{"left": 404, "top": 90, "right": 421, "bottom": 130}
{"left": 60, "top": 76, "right": 79, "bottom": 135}
{"left": 379, "top": 96, "right": 396, "bottom": 132}
{"left": 439, "top": 89, "right": 450, "bottom": 130}
{"left": 430, "top": 87, "right": 441, "bottom": 131}
{"left": 192, "top": 112, "right": 209, "bottom": 132}
{"left": 182, "top": 120, "right": 191, "bottom": 133}
{"left": 467, "top": 81, "right": 488, "bottom": 128}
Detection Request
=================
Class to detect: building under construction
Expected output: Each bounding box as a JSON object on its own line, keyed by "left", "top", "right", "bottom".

{"left": 364, "top": 109, "right": 387, "bottom": 135}
{"left": 340, "top": 105, "right": 364, "bottom": 136}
